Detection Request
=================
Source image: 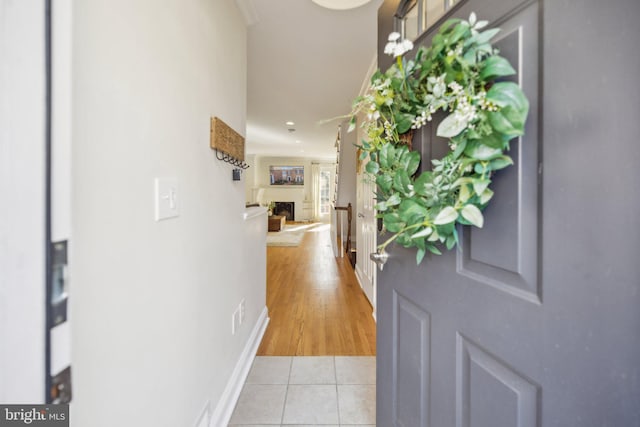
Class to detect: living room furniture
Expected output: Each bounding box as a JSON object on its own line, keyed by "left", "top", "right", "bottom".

{"left": 268, "top": 215, "right": 285, "bottom": 232}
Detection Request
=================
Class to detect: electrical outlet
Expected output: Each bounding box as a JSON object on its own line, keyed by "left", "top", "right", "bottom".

{"left": 231, "top": 308, "right": 238, "bottom": 335}
{"left": 239, "top": 299, "right": 246, "bottom": 325}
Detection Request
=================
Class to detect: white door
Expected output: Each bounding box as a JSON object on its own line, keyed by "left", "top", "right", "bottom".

{"left": 355, "top": 159, "right": 376, "bottom": 317}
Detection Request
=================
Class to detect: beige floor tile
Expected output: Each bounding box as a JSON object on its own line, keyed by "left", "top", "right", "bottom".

{"left": 335, "top": 356, "right": 376, "bottom": 384}
{"left": 289, "top": 356, "right": 336, "bottom": 384}
{"left": 246, "top": 356, "right": 292, "bottom": 384}
{"left": 282, "top": 384, "right": 339, "bottom": 424}
{"left": 228, "top": 384, "right": 287, "bottom": 425}
{"left": 338, "top": 384, "right": 376, "bottom": 425}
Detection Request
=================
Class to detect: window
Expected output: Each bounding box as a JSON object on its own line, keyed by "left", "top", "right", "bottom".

{"left": 423, "top": 0, "right": 447, "bottom": 29}
{"left": 397, "top": 0, "right": 457, "bottom": 40}
{"left": 404, "top": 3, "right": 420, "bottom": 41}
{"left": 319, "top": 170, "right": 332, "bottom": 215}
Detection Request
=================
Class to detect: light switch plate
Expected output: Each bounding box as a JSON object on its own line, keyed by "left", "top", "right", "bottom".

{"left": 154, "top": 177, "right": 179, "bottom": 221}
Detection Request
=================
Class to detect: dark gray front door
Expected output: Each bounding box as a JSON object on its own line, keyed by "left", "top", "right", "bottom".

{"left": 376, "top": 1, "right": 640, "bottom": 426}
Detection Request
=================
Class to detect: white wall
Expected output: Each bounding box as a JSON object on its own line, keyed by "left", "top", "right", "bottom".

{"left": 244, "top": 153, "right": 257, "bottom": 202}
{"left": 0, "top": 0, "right": 46, "bottom": 403}
{"left": 253, "top": 156, "right": 335, "bottom": 221}
{"left": 71, "top": 1, "right": 262, "bottom": 426}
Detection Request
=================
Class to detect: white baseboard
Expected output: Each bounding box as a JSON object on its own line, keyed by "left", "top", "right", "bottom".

{"left": 209, "top": 306, "right": 269, "bottom": 427}
{"left": 354, "top": 265, "right": 377, "bottom": 323}
{"left": 354, "top": 264, "right": 364, "bottom": 289}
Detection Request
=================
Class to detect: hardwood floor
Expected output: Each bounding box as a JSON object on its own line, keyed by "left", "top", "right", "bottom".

{"left": 257, "top": 223, "right": 376, "bottom": 356}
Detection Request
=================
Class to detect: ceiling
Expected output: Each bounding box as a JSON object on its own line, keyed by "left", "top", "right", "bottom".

{"left": 239, "top": 0, "right": 383, "bottom": 160}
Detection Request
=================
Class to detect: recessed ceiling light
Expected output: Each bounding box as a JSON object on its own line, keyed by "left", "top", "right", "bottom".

{"left": 295, "top": 140, "right": 301, "bottom": 144}
{"left": 285, "top": 121, "right": 295, "bottom": 126}
{"left": 311, "top": 0, "right": 372, "bottom": 10}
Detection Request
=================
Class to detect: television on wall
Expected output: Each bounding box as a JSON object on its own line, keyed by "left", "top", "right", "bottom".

{"left": 269, "top": 165, "right": 304, "bottom": 186}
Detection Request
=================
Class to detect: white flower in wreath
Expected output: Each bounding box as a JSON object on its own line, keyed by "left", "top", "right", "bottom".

{"left": 384, "top": 32, "right": 414, "bottom": 57}
{"left": 411, "top": 110, "right": 432, "bottom": 130}
{"left": 367, "top": 105, "right": 380, "bottom": 121}
{"left": 383, "top": 120, "right": 396, "bottom": 138}
{"left": 372, "top": 77, "right": 391, "bottom": 91}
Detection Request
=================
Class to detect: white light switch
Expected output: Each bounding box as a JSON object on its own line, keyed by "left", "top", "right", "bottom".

{"left": 154, "top": 177, "right": 179, "bottom": 221}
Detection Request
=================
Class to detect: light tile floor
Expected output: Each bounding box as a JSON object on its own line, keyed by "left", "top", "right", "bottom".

{"left": 229, "top": 356, "right": 376, "bottom": 427}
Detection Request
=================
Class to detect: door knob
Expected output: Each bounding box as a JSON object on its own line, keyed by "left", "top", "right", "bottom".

{"left": 370, "top": 250, "right": 389, "bottom": 271}
{"left": 358, "top": 213, "right": 365, "bottom": 218}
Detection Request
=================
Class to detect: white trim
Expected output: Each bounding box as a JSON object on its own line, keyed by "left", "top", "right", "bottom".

{"left": 209, "top": 306, "right": 270, "bottom": 427}
{"left": 355, "top": 265, "right": 377, "bottom": 322}
{"left": 358, "top": 54, "right": 379, "bottom": 98}
{"left": 194, "top": 401, "right": 210, "bottom": 427}
{"left": 353, "top": 264, "right": 364, "bottom": 290}
{"left": 243, "top": 205, "right": 267, "bottom": 220}
{"left": 354, "top": 264, "right": 365, "bottom": 290}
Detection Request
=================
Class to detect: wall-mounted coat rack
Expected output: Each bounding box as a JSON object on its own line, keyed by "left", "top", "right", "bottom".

{"left": 210, "top": 117, "right": 249, "bottom": 180}
{"left": 214, "top": 149, "right": 250, "bottom": 169}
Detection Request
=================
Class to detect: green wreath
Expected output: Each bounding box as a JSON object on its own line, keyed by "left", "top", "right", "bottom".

{"left": 352, "top": 13, "right": 529, "bottom": 264}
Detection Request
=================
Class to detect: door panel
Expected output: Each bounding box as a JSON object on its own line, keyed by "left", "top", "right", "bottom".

{"left": 456, "top": 334, "right": 538, "bottom": 427}
{"left": 457, "top": 3, "right": 541, "bottom": 304}
{"left": 376, "top": 0, "right": 640, "bottom": 426}
{"left": 393, "top": 292, "right": 430, "bottom": 427}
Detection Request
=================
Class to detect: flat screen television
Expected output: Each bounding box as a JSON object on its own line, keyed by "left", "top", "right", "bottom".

{"left": 269, "top": 165, "right": 304, "bottom": 186}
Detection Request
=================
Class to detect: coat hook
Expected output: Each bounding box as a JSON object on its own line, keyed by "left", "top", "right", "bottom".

{"left": 213, "top": 149, "right": 250, "bottom": 170}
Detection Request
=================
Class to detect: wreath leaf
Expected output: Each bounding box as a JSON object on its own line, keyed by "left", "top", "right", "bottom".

{"left": 366, "top": 160, "right": 379, "bottom": 174}
{"left": 480, "top": 188, "right": 494, "bottom": 204}
{"left": 393, "top": 169, "right": 412, "bottom": 194}
{"left": 473, "top": 179, "right": 491, "bottom": 195}
{"left": 399, "top": 199, "right": 428, "bottom": 223}
{"left": 383, "top": 213, "right": 405, "bottom": 232}
{"left": 433, "top": 206, "right": 458, "bottom": 225}
{"left": 488, "top": 107, "right": 525, "bottom": 137}
{"left": 465, "top": 144, "right": 503, "bottom": 161}
{"left": 387, "top": 193, "right": 402, "bottom": 206}
{"left": 411, "top": 227, "right": 433, "bottom": 239}
{"left": 405, "top": 151, "right": 422, "bottom": 175}
{"left": 427, "top": 245, "right": 443, "bottom": 255}
{"left": 376, "top": 173, "right": 393, "bottom": 193}
{"left": 416, "top": 247, "right": 427, "bottom": 264}
{"left": 437, "top": 113, "right": 469, "bottom": 138}
{"left": 480, "top": 55, "right": 516, "bottom": 80}
{"left": 461, "top": 204, "right": 484, "bottom": 228}
{"left": 488, "top": 156, "right": 514, "bottom": 171}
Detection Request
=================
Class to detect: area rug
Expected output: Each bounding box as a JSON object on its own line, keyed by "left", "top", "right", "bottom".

{"left": 267, "top": 226, "right": 305, "bottom": 247}
{"left": 266, "top": 223, "right": 321, "bottom": 247}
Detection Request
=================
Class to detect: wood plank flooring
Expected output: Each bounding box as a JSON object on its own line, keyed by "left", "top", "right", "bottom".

{"left": 257, "top": 223, "right": 376, "bottom": 356}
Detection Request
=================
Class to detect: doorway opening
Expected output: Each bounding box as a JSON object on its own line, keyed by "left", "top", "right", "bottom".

{"left": 231, "top": 215, "right": 376, "bottom": 424}
{"left": 257, "top": 219, "right": 376, "bottom": 356}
